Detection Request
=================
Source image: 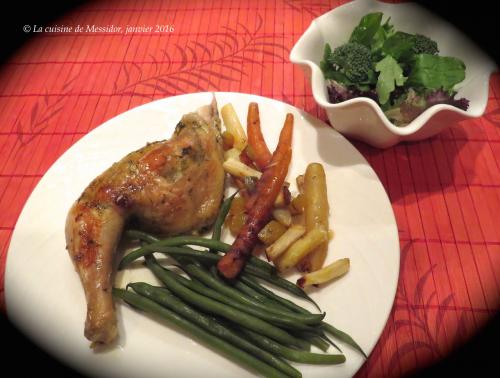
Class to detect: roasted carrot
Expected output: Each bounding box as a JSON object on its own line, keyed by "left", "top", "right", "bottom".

{"left": 218, "top": 114, "right": 294, "bottom": 279}
{"left": 272, "top": 114, "right": 294, "bottom": 162}
{"left": 245, "top": 113, "right": 293, "bottom": 212}
{"left": 244, "top": 191, "right": 258, "bottom": 213}
{"left": 232, "top": 177, "right": 250, "bottom": 200}
{"left": 239, "top": 147, "right": 257, "bottom": 168}
{"left": 218, "top": 150, "right": 292, "bottom": 278}
{"left": 247, "top": 103, "right": 272, "bottom": 170}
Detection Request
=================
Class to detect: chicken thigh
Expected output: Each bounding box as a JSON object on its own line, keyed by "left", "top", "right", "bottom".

{"left": 65, "top": 98, "right": 224, "bottom": 346}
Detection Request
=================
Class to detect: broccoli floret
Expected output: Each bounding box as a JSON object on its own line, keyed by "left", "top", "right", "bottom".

{"left": 411, "top": 34, "right": 439, "bottom": 55}
{"left": 328, "top": 42, "right": 374, "bottom": 83}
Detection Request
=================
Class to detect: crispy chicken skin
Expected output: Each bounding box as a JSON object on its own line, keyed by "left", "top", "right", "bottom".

{"left": 65, "top": 99, "right": 224, "bottom": 346}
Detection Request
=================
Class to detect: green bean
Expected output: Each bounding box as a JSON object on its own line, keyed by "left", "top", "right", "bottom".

{"left": 183, "top": 264, "right": 324, "bottom": 325}
{"left": 123, "top": 229, "right": 364, "bottom": 362}
{"left": 147, "top": 249, "right": 354, "bottom": 354}
{"left": 121, "top": 232, "right": 274, "bottom": 274}
{"left": 240, "top": 274, "right": 312, "bottom": 314}
{"left": 128, "top": 282, "right": 301, "bottom": 378}
{"left": 156, "top": 246, "right": 221, "bottom": 263}
{"left": 243, "top": 276, "right": 364, "bottom": 355}
{"left": 243, "top": 265, "right": 321, "bottom": 311}
{"left": 167, "top": 264, "right": 234, "bottom": 300}
{"left": 123, "top": 244, "right": 308, "bottom": 314}
{"left": 232, "top": 277, "right": 271, "bottom": 303}
{"left": 234, "top": 281, "right": 337, "bottom": 347}
{"left": 147, "top": 253, "right": 307, "bottom": 327}
{"left": 112, "top": 288, "right": 289, "bottom": 378}
{"left": 287, "top": 330, "right": 330, "bottom": 352}
{"left": 144, "top": 255, "right": 309, "bottom": 350}
{"left": 119, "top": 235, "right": 222, "bottom": 269}
{"left": 160, "top": 263, "right": 317, "bottom": 332}
{"left": 239, "top": 274, "right": 345, "bottom": 353}
{"left": 126, "top": 229, "right": 160, "bottom": 244}
{"left": 130, "top": 232, "right": 208, "bottom": 267}
{"left": 122, "top": 230, "right": 317, "bottom": 309}
{"left": 211, "top": 191, "right": 238, "bottom": 249}
{"left": 141, "top": 246, "right": 319, "bottom": 318}
{"left": 303, "top": 335, "right": 330, "bottom": 353}
{"left": 246, "top": 255, "right": 276, "bottom": 273}
{"left": 235, "top": 275, "right": 310, "bottom": 315}
{"left": 208, "top": 273, "right": 266, "bottom": 307}
{"left": 317, "top": 332, "right": 343, "bottom": 352}
{"left": 321, "top": 322, "right": 367, "bottom": 358}
{"left": 244, "top": 277, "right": 364, "bottom": 356}
{"left": 240, "top": 328, "right": 346, "bottom": 365}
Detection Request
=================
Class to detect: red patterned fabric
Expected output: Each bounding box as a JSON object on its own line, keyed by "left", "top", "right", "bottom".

{"left": 0, "top": 1, "right": 498, "bottom": 376}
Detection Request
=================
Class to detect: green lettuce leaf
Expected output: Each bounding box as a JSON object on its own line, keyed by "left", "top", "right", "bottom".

{"left": 371, "top": 16, "right": 395, "bottom": 56}
{"left": 349, "top": 12, "right": 383, "bottom": 48}
{"left": 381, "top": 31, "right": 414, "bottom": 61}
{"left": 375, "top": 55, "right": 407, "bottom": 105}
{"left": 320, "top": 43, "right": 337, "bottom": 79}
{"left": 407, "top": 54, "right": 466, "bottom": 90}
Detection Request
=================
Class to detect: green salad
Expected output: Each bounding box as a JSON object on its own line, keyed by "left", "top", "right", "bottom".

{"left": 320, "top": 12, "right": 469, "bottom": 126}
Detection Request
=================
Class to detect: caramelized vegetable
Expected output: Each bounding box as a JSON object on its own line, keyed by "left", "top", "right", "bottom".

{"left": 296, "top": 175, "right": 305, "bottom": 194}
{"left": 274, "top": 184, "right": 291, "bottom": 208}
{"left": 265, "top": 225, "right": 306, "bottom": 262}
{"left": 297, "top": 258, "right": 350, "bottom": 288}
{"left": 247, "top": 102, "right": 272, "bottom": 169}
{"left": 223, "top": 158, "right": 262, "bottom": 179}
{"left": 231, "top": 177, "right": 250, "bottom": 200}
{"left": 221, "top": 103, "right": 247, "bottom": 150}
{"left": 222, "top": 131, "right": 235, "bottom": 150}
{"left": 258, "top": 220, "right": 288, "bottom": 245}
{"left": 246, "top": 176, "right": 289, "bottom": 212}
{"left": 298, "top": 163, "right": 329, "bottom": 272}
{"left": 272, "top": 208, "right": 292, "bottom": 227}
{"left": 290, "top": 194, "right": 306, "bottom": 214}
{"left": 218, "top": 114, "right": 294, "bottom": 279}
{"left": 224, "top": 147, "right": 242, "bottom": 161}
{"left": 252, "top": 243, "right": 267, "bottom": 257}
{"left": 275, "top": 229, "right": 328, "bottom": 272}
{"left": 225, "top": 195, "right": 248, "bottom": 236}
{"left": 240, "top": 146, "right": 258, "bottom": 168}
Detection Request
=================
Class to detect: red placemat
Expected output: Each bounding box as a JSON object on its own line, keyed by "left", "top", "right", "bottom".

{"left": 1, "top": 0, "right": 499, "bottom": 376}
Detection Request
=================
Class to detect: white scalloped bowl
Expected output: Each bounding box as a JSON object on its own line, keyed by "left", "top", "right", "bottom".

{"left": 290, "top": 0, "right": 497, "bottom": 148}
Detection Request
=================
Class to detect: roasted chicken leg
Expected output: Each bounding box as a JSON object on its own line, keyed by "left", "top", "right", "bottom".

{"left": 65, "top": 99, "right": 224, "bottom": 346}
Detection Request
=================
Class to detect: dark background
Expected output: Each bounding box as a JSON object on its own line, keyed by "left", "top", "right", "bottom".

{"left": 1, "top": 1, "right": 498, "bottom": 377}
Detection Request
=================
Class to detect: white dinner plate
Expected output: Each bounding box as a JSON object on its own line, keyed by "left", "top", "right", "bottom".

{"left": 5, "top": 92, "right": 399, "bottom": 377}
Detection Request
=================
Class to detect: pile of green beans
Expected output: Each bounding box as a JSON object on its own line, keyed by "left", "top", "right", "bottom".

{"left": 114, "top": 194, "right": 366, "bottom": 377}
{"left": 120, "top": 231, "right": 320, "bottom": 310}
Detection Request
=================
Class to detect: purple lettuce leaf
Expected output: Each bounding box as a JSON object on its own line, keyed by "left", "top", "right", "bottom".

{"left": 425, "top": 89, "right": 469, "bottom": 110}
{"left": 326, "top": 80, "right": 378, "bottom": 104}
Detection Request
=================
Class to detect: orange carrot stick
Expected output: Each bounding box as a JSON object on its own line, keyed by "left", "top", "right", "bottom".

{"left": 247, "top": 103, "right": 272, "bottom": 170}
{"left": 271, "top": 114, "right": 294, "bottom": 164}
{"left": 218, "top": 113, "right": 294, "bottom": 279}
{"left": 245, "top": 113, "right": 294, "bottom": 212}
